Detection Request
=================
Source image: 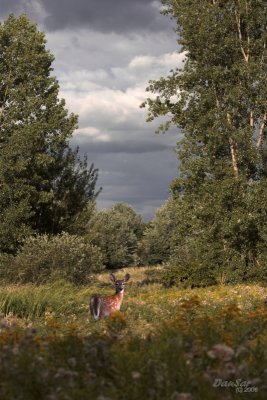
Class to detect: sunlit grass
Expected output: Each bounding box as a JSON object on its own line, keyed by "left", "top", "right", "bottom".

{"left": 0, "top": 268, "right": 266, "bottom": 399}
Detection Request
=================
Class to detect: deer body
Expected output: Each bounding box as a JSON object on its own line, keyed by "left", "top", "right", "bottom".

{"left": 90, "top": 273, "right": 130, "bottom": 320}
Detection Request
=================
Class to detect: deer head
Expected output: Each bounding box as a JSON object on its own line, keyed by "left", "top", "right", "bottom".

{"left": 110, "top": 273, "right": 131, "bottom": 293}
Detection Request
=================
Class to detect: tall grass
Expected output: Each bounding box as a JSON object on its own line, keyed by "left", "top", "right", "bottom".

{"left": 0, "top": 268, "right": 266, "bottom": 399}
{"left": 0, "top": 281, "right": 90, "bottom": 320}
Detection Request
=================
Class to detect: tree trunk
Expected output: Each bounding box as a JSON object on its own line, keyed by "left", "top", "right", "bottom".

{"left": 229, "top": 138, "right": 239, "bottom": 178}
{"left": 256, "top": 113, "right": 267, "bottom": 148}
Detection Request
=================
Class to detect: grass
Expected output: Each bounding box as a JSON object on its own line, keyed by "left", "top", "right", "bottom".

{"left": 0, "top": 266, "right": 266, "bottom": 399}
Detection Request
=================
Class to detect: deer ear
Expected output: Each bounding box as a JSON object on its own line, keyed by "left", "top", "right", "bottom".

{"left": 124, "top": 273, "right": 130, "bottom": 282}
{"left": 110, "top": 273, "right": 116, "bottom": 282}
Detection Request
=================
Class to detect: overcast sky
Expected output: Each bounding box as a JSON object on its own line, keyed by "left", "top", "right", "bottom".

{"left": 1, "top": 0, "right": 183, "bottom": 220}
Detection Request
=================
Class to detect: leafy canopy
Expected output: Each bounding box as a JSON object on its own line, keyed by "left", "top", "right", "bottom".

{"left": 143, "top": 0, "right": 267, "bottom": 286}
{"left": 0, "top": 14, "right": 100, "bottom": 252}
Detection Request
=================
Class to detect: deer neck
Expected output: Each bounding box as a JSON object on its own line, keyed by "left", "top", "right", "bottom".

{"left": 114, "top": 290, "right": 124, "bottom": 305}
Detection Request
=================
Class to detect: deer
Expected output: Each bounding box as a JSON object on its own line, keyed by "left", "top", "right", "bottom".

{"left": 90, "top": 273, "right": 131, "bottom": 320}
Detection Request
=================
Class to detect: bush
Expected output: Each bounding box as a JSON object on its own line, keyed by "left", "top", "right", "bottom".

{"left": 138, "top": 198, "right": 178, "bottom": 265}
{"left": 87, "top": 203, "right": 144, "bottom": 269}
{"left": 5, "top": 233, "right": 105, "bottom": 285}
{"left": 0, "top": 253, "right": 15, "bottom": 283}
{"left": 162, "top": 243, "right": 217, "bottom": 288}
{"left": 247, "top": 251, "right": 267, "bottom": 284}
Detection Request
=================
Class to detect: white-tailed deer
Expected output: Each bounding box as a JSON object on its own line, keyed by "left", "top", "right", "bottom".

{"left": 90, "top": 273, "right": 130, "bottom": 320}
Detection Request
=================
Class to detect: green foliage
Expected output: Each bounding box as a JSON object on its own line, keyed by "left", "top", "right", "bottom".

{"left": 143, "top": 0, "right": 267, "bottom": 286}
{"left": 138, "top": 198, "right": 178, "bottom": 265}
{"left": 163, "top": 245, "right": 217, "bottom": 288}
{"left": 2, "top": 233, "right": 105, "bottom": 285}
{"left": 0, "top": 14, "right": 100, "bottom": 253}
{"left": 163, "top": 178, "right": 267, "bottom": 287}
{"left": 87, "top": 203, "right": 144, "bottom": 268}
{"left": 0, "top": 281, "right": 85, "bottom": 319}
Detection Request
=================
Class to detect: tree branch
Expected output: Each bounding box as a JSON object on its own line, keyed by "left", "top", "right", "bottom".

{"left": 250, "top": 110, "right": 254, "bottom": 129}
{"left": 227, "top": 113, "right": 239, "bottom": 178}
{"left": 234, "top": 8, "right": 249, "bottom": 63}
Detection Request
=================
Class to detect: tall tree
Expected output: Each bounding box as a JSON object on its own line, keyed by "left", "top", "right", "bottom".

{"left": 0, "top": 15, "right": 100, "bottom": 253}
{"left": 143, "top": 0, "right": 267, "bottom": 284}
{"left": 86, "top": 203, "right": 144, "bottom": 269}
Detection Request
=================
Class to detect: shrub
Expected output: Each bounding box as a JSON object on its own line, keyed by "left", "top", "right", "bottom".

{"left": 0, "top": 253, "right": 15, "bottom": 283}
{"left": 7, "top": 233, "right": 105, "bottom": 285}
{"left": 162, "top": 243, "right": 217, "bottom": 288}
{"left": 138, "top": 198, "right": 178, "bottom": 265}
{"left": 87, "top": 203, "right": 144, "bottom": 269}
{"left": 247, "top": 251, "right": 267, "bottom": 284}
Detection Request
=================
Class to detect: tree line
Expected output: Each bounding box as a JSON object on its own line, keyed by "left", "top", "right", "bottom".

{"left": 2, "top": 2, "right": 267, "bottom": 288}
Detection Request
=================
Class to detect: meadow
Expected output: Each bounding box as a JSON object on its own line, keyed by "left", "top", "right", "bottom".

{"left": 0, "top": 267, "right": 266, "bottom": 400}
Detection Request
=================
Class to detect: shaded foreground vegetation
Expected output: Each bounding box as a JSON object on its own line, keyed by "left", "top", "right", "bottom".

{"left": 0, "top": 267, "right": 266, "bottom": 400}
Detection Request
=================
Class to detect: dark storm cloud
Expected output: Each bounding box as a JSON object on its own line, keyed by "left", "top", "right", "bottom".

{"left": 0, "top": 0, "right": 171, "bottom": 34}
{"left": 1, "top": 0, "right": 18, "bottom": 12}
{"left": 72, "top": 137, "right": 172, "bottom": 155}
{"left": 43, "top": 0, "right": 168, "bottom": 33}
{"left": 90, "top": 148, "right": 178, "bottom": 220}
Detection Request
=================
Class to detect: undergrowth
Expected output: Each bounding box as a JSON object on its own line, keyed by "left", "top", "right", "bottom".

{"left": 0, "top": 268, "right": 266, "bottom": 399}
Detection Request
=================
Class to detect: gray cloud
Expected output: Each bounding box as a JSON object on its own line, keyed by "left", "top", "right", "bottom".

{"left": 1, "top": 0, "right": 173, "bottom": 34}
{"left": 43, "top": 0, "right": 169, "bottom": 33}
{"left": 88, "top": 149, "right": 178, "bottom": 220}
{"left": 72, "top": 137, "right": 173, "bottom": 155}
{"left": 71, "top": 130, "right": 178, "bottom": 220}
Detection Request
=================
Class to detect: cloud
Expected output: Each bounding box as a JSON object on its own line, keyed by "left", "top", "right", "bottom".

{"left": 1, "top": 0, "right": 174, "bottom": 34}
{"left": 72, "top": 137, "right": 173, "bottom": 154}
{"left": 43, "top": 0, "right": 170, "bottom": 33}
{"left": 1, "top": 0, "right": 48, "bottom": 23}
{"left": 53, "top": 37, "right": 183, "bottom": 140}
{"left": 88, "top": 148, "right": 178, "bottom": 220}
{"left": 129, "top": 52, "right": 184, "bottom": 69}
{"left": 49, "top": 28, "right": 181, "bottom": 220}
{"left": 46, "top": 28, "right": 180, "bottom": 75}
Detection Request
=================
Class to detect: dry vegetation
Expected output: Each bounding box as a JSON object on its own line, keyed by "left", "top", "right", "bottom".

{"left": 0, "top": 267, "right": 266, "bottom": 399}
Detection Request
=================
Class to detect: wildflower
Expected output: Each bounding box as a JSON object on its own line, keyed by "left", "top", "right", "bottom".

{"left": 107, "top": 311, "right": 127, "bottom": 334}
{"left": 222, "top": 332, "right": 234, "bottom": 347}
{"left": 131, "top": 371, "right": 141, "bottom": 380}
{"left": 111, "top": 311, "right": 126, "bottom": 322}
{"left": 207, "top": 343, "right": 235, "bottom": 361}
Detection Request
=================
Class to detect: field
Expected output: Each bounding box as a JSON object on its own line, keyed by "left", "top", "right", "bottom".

{"left": 0, "top": 267, "right": 266, "bottom": 400}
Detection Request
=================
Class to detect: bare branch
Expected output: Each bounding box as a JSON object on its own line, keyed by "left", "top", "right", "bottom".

{"left": 250, "top": 110, "right": 254, "bottom": 129}
{"left": 227, "top": 113, "right": 239, "bottom": 178}
{"left": 229, "top": 138, "right": 239, "bottom": 178}
{"left": 234, "top": 8, "right": 249, "bottom": 63}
